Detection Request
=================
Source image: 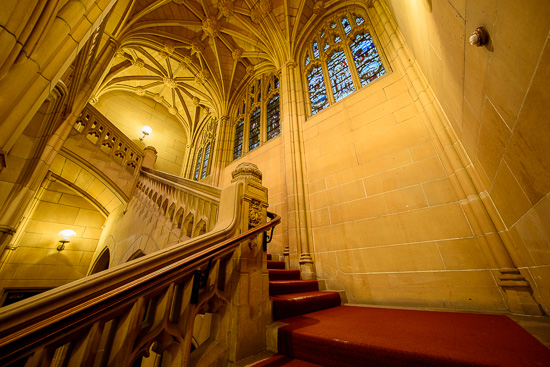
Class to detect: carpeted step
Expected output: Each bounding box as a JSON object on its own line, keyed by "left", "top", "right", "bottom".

{"left": 268, "top": 269, "right": 301, "bottom": 281}
{"left": 252, "top": 355, "right": 323, "bottom": 367}
{"left": 269, "top": 280, "right": 319, "bottom": 296}
{"left": 277, "top": 305, "right": 550, "bottom": 367}
{"left": 267, "top": 254, "right": 272, "bottom": 260}
{"left": 271, "top": 291, "right": 341, "bottom": 321}
{"left": 267, "top": 260, "right": 285, "bottom": 270}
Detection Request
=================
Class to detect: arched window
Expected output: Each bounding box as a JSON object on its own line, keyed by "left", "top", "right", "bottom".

{"left": 266, "top": 94, "right": 280, "bottom": 140}
{"left": 233, "top": 119, "right": 244, "bottom": 160}
{"left": 201, "top": 143, "right": 211, "bottom": 179}
{"left": 303, "top": 10, "right": 388, "bottom": 116}
{"left": 194, "top": 149, "right": 202, "bottom": 180}
{"left": 232, "top": 73, "right": 280, "bottom": 160}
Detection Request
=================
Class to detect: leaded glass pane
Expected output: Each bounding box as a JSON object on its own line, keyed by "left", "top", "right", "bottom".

{"left": 330, "top": 22, "right": 337, "bottom": 29}
{"left": 321, "top": 30, "right": 325, "bottom": 39}
{"left": 307, "top": 65, "right": 329, "bottom": 115}
{"left": 274, "top": 76, "right": 279, "bottom": 89}
{"left": 267, "top": 94, "right": 280, "bottom": 140}
{"left": 334, "top": 35, "right": 341, "bottom": 43}
{"left": 201, "top": 143, "right": 210, "bottom": 179}
{"left": 323, "top": 42, "right": 329, "bottom": 52}
{"left": 355, "top": 16, "right": 364, "bottom": 25}
{"left": 194, "top": 149, "right": 202, "bottom": 180}
{"left": 249, "top": 108, "right": 261, "bottom": 150}
{"left": 313, "top": 41, "right": 320, "bottom": 58}
{"left": 342, "top": 18, "right": 351, "bottom": 35}
{"left": 233, "top": 119, "right": 244, "bottom": 160}
{"left": 327, "top": 50, "right": 355, "bottom": 101}
{"left": 305, "top": 53, "right": 310, "bottom": 66}
{"left": 350, "top": 32, "right": 386, "bottom": 86}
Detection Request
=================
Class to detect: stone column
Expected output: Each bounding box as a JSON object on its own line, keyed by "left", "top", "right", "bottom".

{"left": 227, "top": 162, "right": 270, "bottom": 363}
{"left": 142, "top": 146, "right": 158, "bottom": 169}
{"left": 280, "top": 62, "right": 315, "bottom": 279}
{"left": 368, "top": 0, "right": 542, "bottom": 315}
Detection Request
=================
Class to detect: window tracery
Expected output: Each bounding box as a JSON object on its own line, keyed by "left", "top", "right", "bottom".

{"left": 303, "top": 10, "right": 388, "bottom": 116}
{"left": 232, "top": 73, "right": 280, "bottom": 160}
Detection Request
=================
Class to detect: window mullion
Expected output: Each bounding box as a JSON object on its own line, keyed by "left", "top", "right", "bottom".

{"left": 321, "top": 58, "right": 335, "bottom": 105}
{"left": 343, "top": 39, "right": 362, "bottom": 90}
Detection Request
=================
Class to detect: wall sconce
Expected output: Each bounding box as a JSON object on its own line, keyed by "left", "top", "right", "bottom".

{"left": 469, "top": 26, "right": 489, "bottom": 47}
{"left": 140, "top": 126, "right": 152, "bottom": 141}
{"left": 57, "top": 229, "right": 76, "bottom": 251}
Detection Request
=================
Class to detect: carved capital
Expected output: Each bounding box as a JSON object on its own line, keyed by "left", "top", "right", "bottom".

{"left": 232, "top": 48, "right": 243, "bottom": 61}
{"left": 248, "top": 199, "right": 263, "bottom": 228}
{"left": 202, "top": 15, "right": 220, "bottom": 38}
{"left": 135, "top": 86, "right": 146, "bottom": 96}
{"left": 231, "top": 162, "right": 262, "bottom": 183}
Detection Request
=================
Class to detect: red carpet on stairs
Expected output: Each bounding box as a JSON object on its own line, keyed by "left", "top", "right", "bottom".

{"left": 261, "top": 253, "right": 550, "bottom": 367}
{"left": 277, "top": 305, "right": 550, "bottom": 367}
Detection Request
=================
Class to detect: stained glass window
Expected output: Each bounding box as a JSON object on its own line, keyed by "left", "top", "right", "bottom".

{"left": 327, "top": 50, "right": 355, "bottom": 101}
{"left": 342, "top": 18, "right": 351, "bottom": 35}
{"left": 233, "top": 119, "right": 244, "bottom": 160}
{"left": 307, "top": 65, "right": 329, "bottom": 115}
{"left": 274, "top": 76, "right": 279, "bottom": 89}
{"left": 334, "top": 35, "right": 341, "bottom": 43}
{"left": 321, "top": 30, "right": 325, "bottom": 38}
{"left": 355, "top": 16, "right": 364, "bottom": 25}
{"left": 323, "top": 42, "right": 329, "bottom": 52}
{"left": 267, "top": 94, "right": 280, "bottom": 140}
{"left": 201, "top": 143, "right": 210, "bottom": 179}
{"left": 194, "top": 149, "right": 202, "bottom": 180}
{"left": 350, "top": 32, "right": 386, "bottom": 86}
{"left": 313, "top": 42, "right": 320, "bottom": 58}
{"left": 305, "top": 54, "right": 310, "bottom": 66}
{"left": 330, "top": 22, "right": 337, "bottom": 29}
{"left": 249, "top": 108, "right": 261, "bottom": 150}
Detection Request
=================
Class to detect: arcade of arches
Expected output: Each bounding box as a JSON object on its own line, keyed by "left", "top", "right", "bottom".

{"left": 0, "top": 0, "right": 549, "bottom": 320}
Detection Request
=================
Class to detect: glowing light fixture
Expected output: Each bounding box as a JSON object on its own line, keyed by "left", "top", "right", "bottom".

{"left": 57, "top": 229, "right": 76, "bottom": 251}
{"left": 140, "top": 126, "right": 152, "bottom": 141}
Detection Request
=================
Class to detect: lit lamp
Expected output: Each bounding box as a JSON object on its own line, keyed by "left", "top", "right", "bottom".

{"left": 57, "top": 229, "right": 76, "bottom": 251}
{"left": 140, "top": 126, "right": 152, "bottom": 141}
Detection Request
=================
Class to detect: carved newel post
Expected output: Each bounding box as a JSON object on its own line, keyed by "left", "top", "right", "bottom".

{"left": 141, "top": 146, "right": 157, "bottom": 169}
{"left": 227, "top": 162, "right": 270, "bottom": 363}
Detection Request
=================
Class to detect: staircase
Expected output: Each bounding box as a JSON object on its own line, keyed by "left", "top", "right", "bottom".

{"left": 256, "top": 255, "right": 550, "bottom": 367}
{"left": 267, "top": 255, "right": 341, "bottom": 321}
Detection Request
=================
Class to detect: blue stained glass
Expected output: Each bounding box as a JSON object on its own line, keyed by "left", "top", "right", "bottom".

{"left": 342, "top": 18, "right": 351, "bottom": 35}
{"left": 307, "top": 65, "right": 329, "bottom": 115}
{"left": 313, "top": 41, "right": 320, "bottom": 58}
{"left": 201, "top": 143, "right": 211, "bottom": 179}
{"left": 194, "top": 149, "right": 202, "bottom": 180}
{"left": 267, "top": 94, "right": 280, "bottom": 140}
{"left": 274, "top": 76, "right": 279, "bottom": 89}
{"left": 350, "top": 32, "right": 386, "bottom": 86}
{"left": 330, "top": 23, "right": 337, "bottom": 29}
{"left": 249, "top": 108, "right": 261, "bottom": 150}
{"left": 327, "top": 50, "right": 355, "bottom": 101}
{"left": 324, "top": 42, "right": 329, "bottom": 52}
{"left": 233, "top": 119, "right": 244, "bottom": 160}
{"left": 305, "top": 54, "right": 310, "bottom": 66}
{"left": 355, "top": 16, "right": 364, "bottom": 25}
{"left": 321, "top": 30, "right": 325, "bottom": 39}
{"left": 334, "top": 35, "right": 341, "bottom": 43}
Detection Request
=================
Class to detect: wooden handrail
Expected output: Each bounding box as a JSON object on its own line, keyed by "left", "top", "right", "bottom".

{"left": 0, "top": 171, "right": 280, "bottom": 366}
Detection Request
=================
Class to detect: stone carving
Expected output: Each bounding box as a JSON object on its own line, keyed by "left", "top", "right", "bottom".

{"left": 259, "top": 0, "right": 272, "bottom": 13}
{"left": 159, "top": 50, "right": 170, "bottom": 59}
{"left": 89, "top": 96, "right": 99, "bottom": 105}
{"left": 133, "top": 58, "right": 145, "bottom": 68}
{"left": 168, "top": 106, "right": 178, "bottom": 115}
{"left": 194, "top": 70, "right": 209, "bottom": 85}
{"left": 218, "top": 0, "right": 234, "bottom": 17}
{"left": 153, "top": 94, "right": 164, "bottom": 103}
{"left": 232, "top": 48, "right": 243, "bottom": 61}
{"left": 231, "top": 162, "right": 262, "bottom": 183}
{"left": 248, "top": 199, "right": 263, "bottom": 228}
{"left": 250, "top": 8, "right": 262, "bottom": 23}
{"left": 193, "top": 96, "right": 200, "bottom": 106}
{"left": 163, "top": 77, "right": 177, "bottom": 89}
{"left": 202, "top": 16, "right": 220, "bottom": 38}
{"left": 115, "top": 48, "right": 125, "bottom": 57}
{"left": 251, "top": 0, "right": 271, "bottom": 22}
{"left": 246, "top": 65, "right": 255, "bottom": 76}
{"left": 313, "top": 0, "right": 325, "bottom": 15}
{"left": 135, "top": 86, "right": 146, "bottom": 96}
{"left": 163, "top": 40, "right": 176, "bottom": 54}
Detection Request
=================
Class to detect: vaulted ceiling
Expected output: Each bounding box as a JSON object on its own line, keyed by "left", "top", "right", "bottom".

{"left": 92, "top": 0, "right": 350, "bottom": 139}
